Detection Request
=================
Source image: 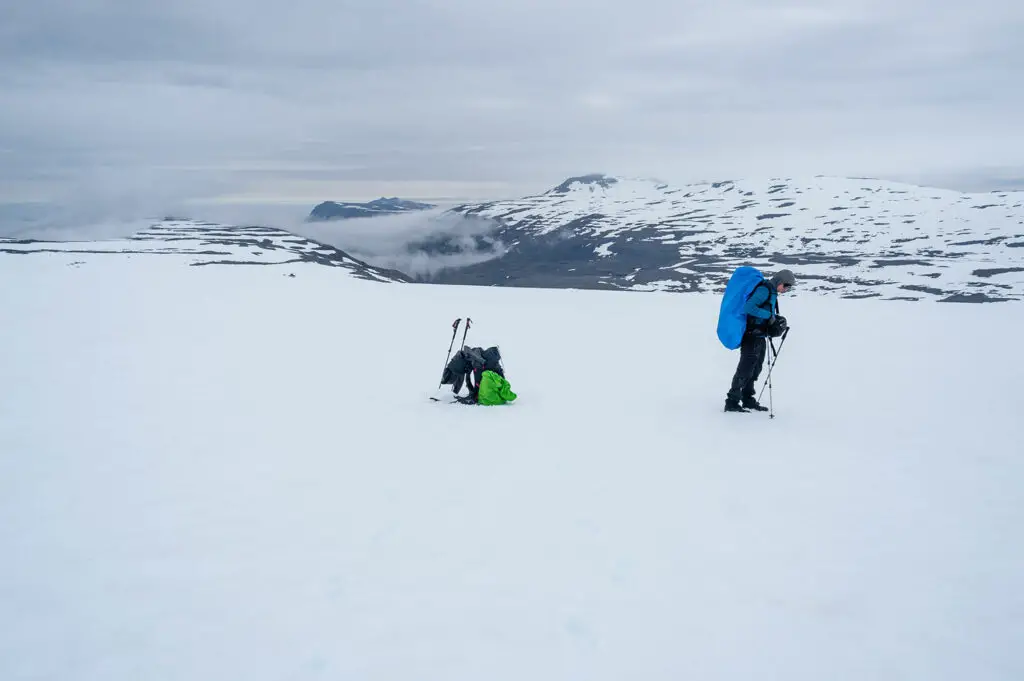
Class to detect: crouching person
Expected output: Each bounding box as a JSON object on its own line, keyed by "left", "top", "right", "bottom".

{"left": 442, "top": 345, "right": 517, "bottom": 405}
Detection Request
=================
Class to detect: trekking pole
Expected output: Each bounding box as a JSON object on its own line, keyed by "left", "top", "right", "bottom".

{"left": 460, "top": 316, "right": 472, "bottom": 350}
{"left": 757, "top": 327, "right": 789, "bottom": 397}
{"left": 757, "top": 327, "right": 790, "bottom": 418}
{"left": 437, "top": 318, "right": 462, "bottom": 389}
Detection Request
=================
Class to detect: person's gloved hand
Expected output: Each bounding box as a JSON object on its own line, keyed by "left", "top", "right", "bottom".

{"left": 767, "top": 315, "right": 787, "bottom": 337}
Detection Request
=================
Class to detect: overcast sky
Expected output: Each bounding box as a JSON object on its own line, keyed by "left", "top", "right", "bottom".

{"left": 2, "top": 0, "right": 1023, "bottom": 211}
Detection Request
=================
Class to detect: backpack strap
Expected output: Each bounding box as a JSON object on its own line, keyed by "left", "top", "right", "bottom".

{"left": 745, "top": 280, "right": 776, "bottom": 332}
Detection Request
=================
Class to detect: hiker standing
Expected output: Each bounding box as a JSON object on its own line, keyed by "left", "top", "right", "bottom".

{"left": 723, "top": 269, "right": 795, "bottom": 412}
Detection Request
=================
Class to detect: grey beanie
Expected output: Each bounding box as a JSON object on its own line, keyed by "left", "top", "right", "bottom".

{"left": 770, "top": 269, "right": 796, "bottom": 287}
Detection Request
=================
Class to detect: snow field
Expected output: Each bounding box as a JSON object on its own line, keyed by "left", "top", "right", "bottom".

{"left": 1, "top": 254, "right": 1021, "bottom": 680}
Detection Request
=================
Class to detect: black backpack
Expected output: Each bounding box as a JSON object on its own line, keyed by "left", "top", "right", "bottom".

{"left": 441, "top": 345, "right": 504, "bottom": 396}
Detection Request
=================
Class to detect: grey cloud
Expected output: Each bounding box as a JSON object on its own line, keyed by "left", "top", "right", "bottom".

{"left": 289, "top": 210, "right": 509, "bottom": 277}
{"left": 0, "top": 3, "right": 232, "bottom": 65}
{"left": 171, "top": 201, "right": 509, "bottom": 277}
{"left": 1, "top": 0, "right": 1023, "bottom": 230}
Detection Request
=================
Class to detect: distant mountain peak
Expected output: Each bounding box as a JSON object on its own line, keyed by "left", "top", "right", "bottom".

{"left": 307, "top": 197, "right": 435, "bottom": 222}
{"left": 548, "top": 173, "right": 620, "bottom": 194}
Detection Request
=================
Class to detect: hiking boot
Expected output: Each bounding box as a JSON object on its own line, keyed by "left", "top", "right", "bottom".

{"left": 724, "top": 399, "right": 748, "bottom": 413}
{"left": 742, "top": 396, "right": 768, "bottom": 412}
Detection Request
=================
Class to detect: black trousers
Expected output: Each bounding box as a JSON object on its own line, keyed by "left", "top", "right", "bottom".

{"left": 727, "top": 333, "right": 767, "bottom": 402}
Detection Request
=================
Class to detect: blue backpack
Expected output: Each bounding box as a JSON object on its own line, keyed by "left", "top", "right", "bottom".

{"left": 717, "top": 266, "right": 767, "bottom": 349}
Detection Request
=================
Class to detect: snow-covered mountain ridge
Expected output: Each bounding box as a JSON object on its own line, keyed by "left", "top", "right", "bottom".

{"left": 0, "top": 219, "right": 410, "bottom": 283}
{"left": 4, "top": 174, "right": 1023, "bottom": 302}
{"left": 433, "top": 174, "right": 1024, "bottom": 301}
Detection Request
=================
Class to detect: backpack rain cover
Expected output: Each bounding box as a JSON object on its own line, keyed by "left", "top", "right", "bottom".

{"left": 717, "top": 266, "right": 765, "bottom": 349}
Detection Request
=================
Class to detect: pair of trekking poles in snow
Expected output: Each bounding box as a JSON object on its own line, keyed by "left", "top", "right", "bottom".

{"left": 756, "top": 326, "right": 790, "bottom": 419}
{"left": 437, "top": 317, "right": 471, "bottom": 390}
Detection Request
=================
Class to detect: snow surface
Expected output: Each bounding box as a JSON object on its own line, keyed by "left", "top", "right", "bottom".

{"left": 2, "top": 251, "right": 1023, "bottom": 680}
